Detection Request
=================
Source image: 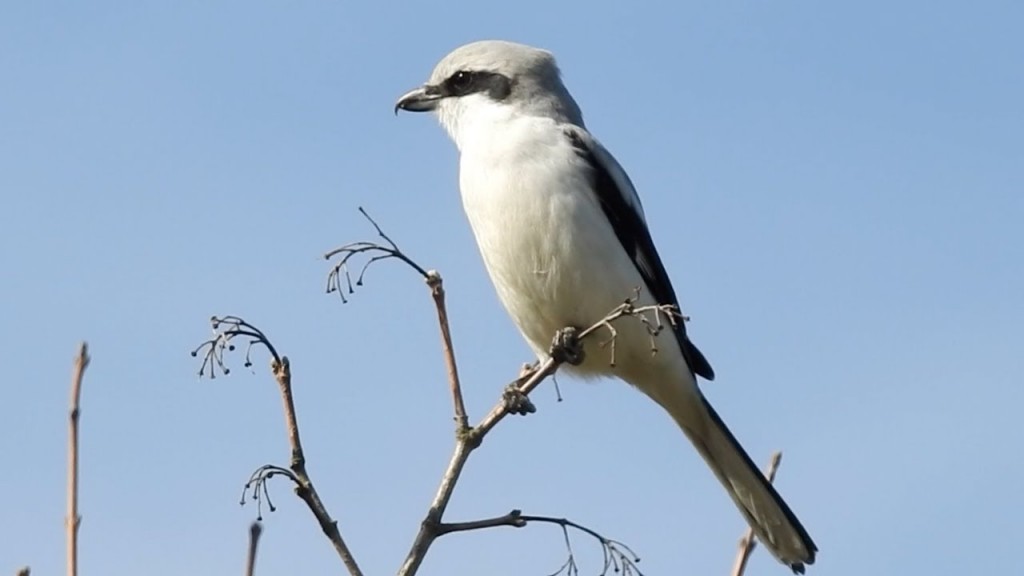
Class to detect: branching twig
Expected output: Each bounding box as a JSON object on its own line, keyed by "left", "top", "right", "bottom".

{"left": 323, "top": 210, "right": 467, "bottom": 430}
{"left": 334, "top": 212, "right": 681, "bottom": 575}
{"left": 397, "top": 296, "right": 673, "bottom": 576}
{"left": 245, "top": 522, "right": 263, "bottom": 576}
{"left": 471, "top": 299, "right": 682, "bottom": 442}
{"left": 730, "top": 452, "right": 783, "bottom": 576}
{"left": 434, "top": 509, "right": 643, "bottom": 576}
{"left": 190, "top": 316, "right": 281, "bottom": 378}
{"left": 323, "top": 207, "right": 429, "bottom": 303}
{"left": 66, "top": 343, "right": 89, "bottom": 576}
{"left": 241, "top": 464, "right": 296, "bottom": 519}
{"left": 193, "top": 318, "right": 364, "bottom": 576}
{"left": 194, "top": 209, "right": 792, "bottom": 576}
{"left": 328, "top": 212, "right": 669, "bottom": 576}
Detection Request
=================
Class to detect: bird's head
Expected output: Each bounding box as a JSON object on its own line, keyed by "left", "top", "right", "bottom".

{"left": 395, "top": 40, "right": 583, "bottom": 148}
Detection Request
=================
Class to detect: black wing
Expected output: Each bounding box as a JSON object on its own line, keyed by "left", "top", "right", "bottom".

{"left": 564, "top": 126, "right": 715, "bottom": 381}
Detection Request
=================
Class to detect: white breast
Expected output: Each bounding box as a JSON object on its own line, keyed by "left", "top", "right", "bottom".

{"left": 455, "top": 110, "right": 690, "bottom": 386}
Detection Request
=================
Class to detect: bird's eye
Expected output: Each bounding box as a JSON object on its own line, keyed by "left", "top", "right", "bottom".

{"left": 449, "top": 71, "right": 474, "bottom": 93}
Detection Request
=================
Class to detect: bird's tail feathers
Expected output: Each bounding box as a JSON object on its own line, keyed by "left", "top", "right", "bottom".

{"left": 664, "top": 390, "right": 817, "bottom": 573}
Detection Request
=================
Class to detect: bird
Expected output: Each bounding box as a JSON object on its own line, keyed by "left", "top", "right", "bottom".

{"left": 395, "top": 40, "right": 817, "bottom": 572}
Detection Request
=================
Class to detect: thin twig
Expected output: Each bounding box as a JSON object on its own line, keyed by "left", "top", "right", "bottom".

{"left": 245, "top": 522, "right": 263, "bottom": 576}
{"left": 397, "top": 300, "right": 673, "bottom": 576}
{"left": 66, "top": 342, "right": 89, "bottom": 576}
{"left": 471, "top": 302, "right": 677, "bottom": 441}
{"left": 325, "top": 213, "right": 672, "bottom": 576}
{"left": 432, "top": 510, "right": 643, "bottom": 576}
{"left": 194, "top": 318, "right": 364, "bottom": 576}
{"left": 271, "top": 357, "right": 363, "bottom": 576}
{"left": 426, "top": 271, "right": 468, "bottom": 431}
{"left": 323, "top": 207, "right": 429, "bottom": 303}
{"left": 729, "top": 452, "right": 783, "bottom": 576}
{"left": 433, "top": 509, "right": 528, "bottom": 534}
{"left": 325, "top": 211, "right": 471, "bottom": 428}
{"left": 519, "top": 514, "right": 643, "bottom": 576}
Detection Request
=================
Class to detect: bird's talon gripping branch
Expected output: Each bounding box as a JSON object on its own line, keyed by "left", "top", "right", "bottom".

{"left": 518, "top": 361, "right": 539, "bottom": 378}
{"left": 502, "top": 384, "right": 537, "bottom": 416}
{"left": 550, "top": 326, "right": 585, "bottom": 366}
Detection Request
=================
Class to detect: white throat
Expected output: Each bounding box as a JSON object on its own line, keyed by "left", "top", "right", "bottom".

{"left": 436, "top": 94, "right": 521, "bottom": 153}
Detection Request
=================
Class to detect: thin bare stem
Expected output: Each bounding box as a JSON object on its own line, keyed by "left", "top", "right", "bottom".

{"left": 397, "top": 299, "right": 673, "bottom": 576}
{"left": 66, "top": 342, "right": 89, "bottom": 576}
{"left": 245, "top": 522, "right": 263, "bottom": 576}
{"left": 426, "top": 271, "right": 469, "bottom": 431}
{"left": 326, "top": 216, "right": 669, "bottom": 576}
{"left": 519, "top": 514, "right": 643, "bottom": 576}
{"left": 432, "top": 510, "right": 642, "bottom": 576}
{"left": 434, "top": 509, "right": 528, "bottom": 534}
{"left": 270, "top": 357, "right": 362, "bottom": 576}
{"left": 729, "top": 452, "right": 783, "bottom": 576}
{"left": 471, "top": 302, "right": 675, "bottom": 441}
{"left": 325, "top": 212, "right": 471, "bottom": 430}
{"left": 323, "top": 208, "right": 430, "bottom": 302}
{"left": 325, "top": 211, "right": 468, "bottom": 430}
{"left": 194, "top": 318, "right": 364, "bottom": 576}
{"left": 470, "top": 358, "right": 559, "bottom": 441}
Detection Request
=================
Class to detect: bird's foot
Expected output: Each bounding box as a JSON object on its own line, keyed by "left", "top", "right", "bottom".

{"left": 550, "top": 326, "right": 585, "bottom": 366}
{"left": 502, "top": 384, "right": 536, "bottom": 416}
{"left": 516, "top": 361, "right": 539, "bottom": 383}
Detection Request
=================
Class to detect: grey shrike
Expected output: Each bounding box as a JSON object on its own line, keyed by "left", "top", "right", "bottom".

{"left": 396, "top": 40, "right": 817, "bottom": 572}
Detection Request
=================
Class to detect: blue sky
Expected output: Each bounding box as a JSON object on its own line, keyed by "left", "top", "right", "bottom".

{"left": 2, "top": 2, "right": 1022, "bottom": 574}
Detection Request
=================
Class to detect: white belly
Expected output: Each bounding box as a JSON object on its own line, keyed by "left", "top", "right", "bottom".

{"left": 458, "top": 118, "right": 690, "bottom": 387}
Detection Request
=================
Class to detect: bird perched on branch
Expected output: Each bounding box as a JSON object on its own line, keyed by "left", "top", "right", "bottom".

{"left": 396, "top": 40, "right": 817, "bottom": 573}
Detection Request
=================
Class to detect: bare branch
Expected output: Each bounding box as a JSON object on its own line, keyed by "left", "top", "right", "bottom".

{"left": 432, "top": 510, "right": 643, "bottom": 576}
{"left": 520, "top": 514, "right": 643, "bottom": 576}
{"left": 730, "top": 452, "right": 784, "bottom": 576}
{"left": 426, "top": 271, "right": 469, "bottom": 431}
{"left": 325, "top": 211, "right": 469, "bottom": 430}
{"left": 397, "top": 295, "right": 675, "bottom": 576}
{"left": 193, "top": 320, "right": 364, "bottom": 576}
{"left": 433, "top": 509, "right": 528, "bottom": 534}
{"left": 471, "top": 300, "right": 681, "bottom": 442}
{"left": 324, "top": 215, "right": 687, "bottom": 576}
{"left": 240, "top": 464, "right": 296, "bottom": 519}
{"left": 190, "top": 316, "right": 281, "bottom": 379}
{"left": 67, "top": 342, "right": 89, "bottom": 576}
{"left": 323, "top": 207, "right": 430, "bottom": 302}
{"left": 245, "top": 522, "right": 263, "bottom": 576}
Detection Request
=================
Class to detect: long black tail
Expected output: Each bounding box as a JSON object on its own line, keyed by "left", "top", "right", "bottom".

{"left": 668, "top": 391, "right": 817, "bottom": 573}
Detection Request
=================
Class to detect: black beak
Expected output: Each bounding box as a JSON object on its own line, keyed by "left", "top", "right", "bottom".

{"left": 394, "top": 85, "right": 443, "bottom": 115}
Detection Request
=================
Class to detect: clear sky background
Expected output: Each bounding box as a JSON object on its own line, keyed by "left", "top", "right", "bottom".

{"left": 2, "top": 2, "right": 1021, "bottom": 575}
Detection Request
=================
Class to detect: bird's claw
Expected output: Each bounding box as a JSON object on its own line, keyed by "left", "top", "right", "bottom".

{"left": 550, "top": 326, "right": 585, "bottom": 366}
{"left": 502, "top": 384, "right": 536, "bottom": 416}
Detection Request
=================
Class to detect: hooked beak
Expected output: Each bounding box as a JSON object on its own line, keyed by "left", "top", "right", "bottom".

{"left": 394, "top": 84, "right": 443, "bottom": 115}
